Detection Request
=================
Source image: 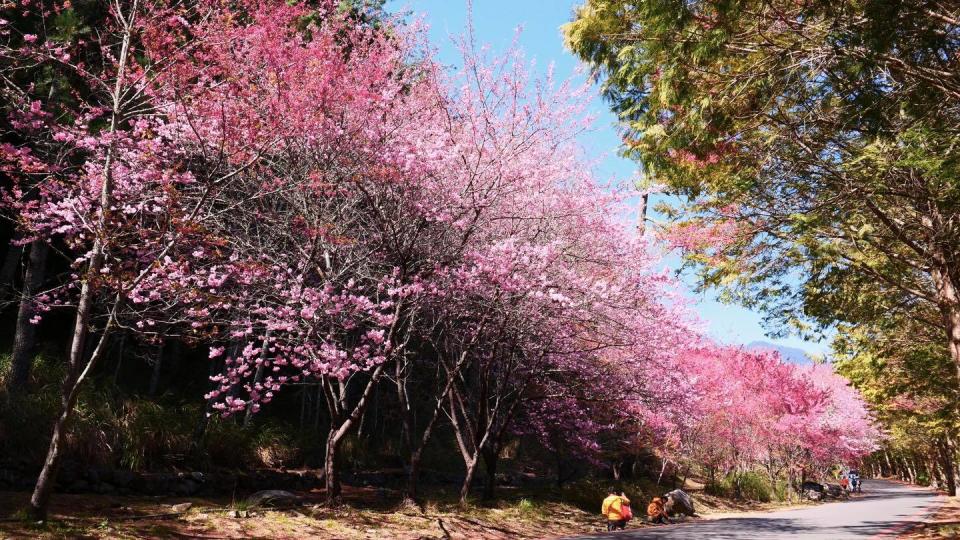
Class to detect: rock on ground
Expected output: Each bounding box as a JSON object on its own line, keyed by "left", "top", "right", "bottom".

{"left": 664, "top": 489, "right": 696, "bottom": 516}
{"left": 245, "top": 489, "right": 302, "bottom": 508}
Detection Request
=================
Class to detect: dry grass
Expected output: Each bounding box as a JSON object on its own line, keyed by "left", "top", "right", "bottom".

{"left": 0, "top": 488, "right": 601, "bottom": 539}
{"left": 0, "top": 483, "right": 812, "bottom": 539}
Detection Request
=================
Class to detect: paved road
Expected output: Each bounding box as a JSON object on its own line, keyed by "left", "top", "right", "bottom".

{"left": 567, "top": 480, "right": 944, "bottom": 539}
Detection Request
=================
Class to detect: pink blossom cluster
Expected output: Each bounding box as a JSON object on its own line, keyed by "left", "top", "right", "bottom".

{"left": 650, "top": 344, "right": 881, "bottom": 476}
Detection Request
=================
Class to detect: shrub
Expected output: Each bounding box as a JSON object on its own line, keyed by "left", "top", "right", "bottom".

{"left": 117, "top": 400, "right": 194, "bottom": 471}
{"left": 516, "top": 497, "right": 536, "bottom": 516}
{"left": 736, "top": 471, "right": 772, "bottom": 502}
{"left": 704, "top": 477, "right": 731, "bottom": 498}
{"left": 705, "top": 471, "right": 772, "bottom": 502}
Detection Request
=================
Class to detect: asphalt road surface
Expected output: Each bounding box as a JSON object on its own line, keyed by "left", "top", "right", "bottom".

{"left": 567, "top": 479, "right": 944, "bottom": 539}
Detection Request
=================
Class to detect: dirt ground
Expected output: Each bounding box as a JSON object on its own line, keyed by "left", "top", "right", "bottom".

{"left": 0, "top": 483, "right": 812, "bottom": 540}
{"left": 2, "top": 487, "right": 593, "bottom": 539}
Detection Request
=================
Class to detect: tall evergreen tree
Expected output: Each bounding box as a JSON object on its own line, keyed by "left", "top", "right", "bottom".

{"left": 565, "top": 1, "right": 960, "bottom": 385}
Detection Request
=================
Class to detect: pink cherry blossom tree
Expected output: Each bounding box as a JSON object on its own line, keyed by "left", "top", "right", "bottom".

{"left": 0, "top": 0, "right": 883, "bottom": 515}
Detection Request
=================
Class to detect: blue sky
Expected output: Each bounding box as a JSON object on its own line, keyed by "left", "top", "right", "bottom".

{"left": 386, "top": 0, "right": 830, "bottom": 357}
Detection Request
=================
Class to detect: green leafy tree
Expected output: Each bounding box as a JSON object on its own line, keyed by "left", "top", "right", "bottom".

{"left": 834, "top": 316, "right": 959, "bottom": 494}
{"left": 564, "top": 1, "right": 960, "bottom": 383}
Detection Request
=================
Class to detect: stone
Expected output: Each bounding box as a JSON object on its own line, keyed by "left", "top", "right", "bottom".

{"left": 825, "top": 484, "right": 845, "bottom": 498}
{"left": 664, "top": 489, "right": 696, "bottom": 516}
{"left": 171, "top": 502, "right": 193, "bottom": 513}
{"left": 805, "top": 490, "right": 823, "bottom": 501}
{"left": 800, "top": 481, "right": 824, "bottom": 493}
{"left": 245, "top": 489, "right": 302, "bottom": 508}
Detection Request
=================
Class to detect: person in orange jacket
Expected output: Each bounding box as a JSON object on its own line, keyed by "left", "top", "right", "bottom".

{"left": 601, "top": 486, "right": 631, "bottom": 531}
{"left": 647, "top": 496, "right": 671, "bottom": 525}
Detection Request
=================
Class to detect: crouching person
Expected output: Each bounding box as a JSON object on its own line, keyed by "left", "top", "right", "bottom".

{"left": 601, "top": 487, "right": 632, "bottom": 531}
{"left": 647, "top": 496, "right": 671, "bottom": 525}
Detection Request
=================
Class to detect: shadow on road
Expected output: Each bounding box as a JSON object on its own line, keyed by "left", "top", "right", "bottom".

{"left": 572, "top": 517, "right": 927, "bottom": 539}
{"left": 573, "top": 518, "right": 806, "bottom": 539}
{"left": 563, "top": 479, "right": 942, "bottom": 539}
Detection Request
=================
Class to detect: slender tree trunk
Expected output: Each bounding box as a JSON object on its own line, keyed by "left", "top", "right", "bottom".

{"left": 193, "top": 356, "right": 220, "bottom": 446}
{"left": 407, "top": 448, "right": 425, "bottom": 500}
{"left": 28, "top": 302, "right": 115, "bottom": 520}
{"left": 481, "top": 446, "right": 498, "bottom": 501}
{"left": 314, "top": 384, "right": 323, "bottom": 431}
{"left": 244, "top": 330, "right": 270, "bottom": 427}
{"left": 396, "top": 357, "right": 412, "bottom": 445}
{"left": 324, "top": 427, "right": 342, "bottom": 501}
{"left": 404, "top": 348, "right": 474, "bottom": 500}
{"left": 7, "top": 240, "right": 49, "bottom": 392}
{"left": 657, "top": 458, "right": 669, "bottom": 486}
{"left": 637, "top": 191, "right": 649, "bottom": 234}
{"left": 147, "top": 340, "right": 165, "bottom": 397}
{"left": 947, "top": 304, "right": 960, "bottom": 384}
{"left": 322, "top": 364, "right": 387, "bottom": 504}
{"left": 941, "top": 438, "right": 957, "bottom": 496}
{"left": 0, "top": 240, "right": 23, "bottom": 296}
{"left": 27, "top": 2, "right": 137, "bottom": 518}
{"left": 460, "top": 457, "right": 479, "bottom": 505}
{"left": 112, "top": 333, "right": 127, "bottom": 385}
{"left": 396, "top": 354, "right": 421, "bottom": 500}
{"left": 930, "top": 461, "right": 942, "bottom": 490}
{"left": 931, "top": 265, "right": 960, "bottom": 384}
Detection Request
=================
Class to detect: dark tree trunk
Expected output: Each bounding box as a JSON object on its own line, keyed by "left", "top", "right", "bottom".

{"left": 637, "top": 192, "right": 649, "bottom": 233}
{"left": 7, "top": 240, "right": 49, "bottom": 392}
{"left": 403, "top": 349, "right": 474, "bottom": 501}
{"left": 407, "top": 448, "right": 424, "bottom": 500}
{"left": 481, "top": 446, "right": 498, "bottom": 501}
{"left": 941, "top": 438, "right": 957, "bottom": 496}
{"left": 244, "top": 330, "right": 270, "bottom": 427}
{"left": 28, "top": 11, "right": 133, "bottom": 518}
{"left": 193, "top": 356, "right": 221, "bottom": 446}
{"left": 324, "top": 428, "right": 342, "bottom": 502}
{"left": 460, "top": 457, "right": 479, "bottom": 505}
{"left": 0, "top": 240, "right": 23, "bottom": 297}
{"left": 322, "top": 364, "right": 387, "bottom": 504}
{"left": 112, "top": 333, "right": 127, "bottom": 384}
{"left": 28, "top": 282, "right": 113, "bottom": 520}
{"left": 147, "top": 340, "right": 165, "bottom": 396}
{"left": 931, "top": 266, "right": 960, "bottom": 387}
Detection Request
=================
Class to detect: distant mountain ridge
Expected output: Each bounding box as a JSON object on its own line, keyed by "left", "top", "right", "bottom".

{"left": 745, "top": 341, "right": 814, "bottom": 365}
